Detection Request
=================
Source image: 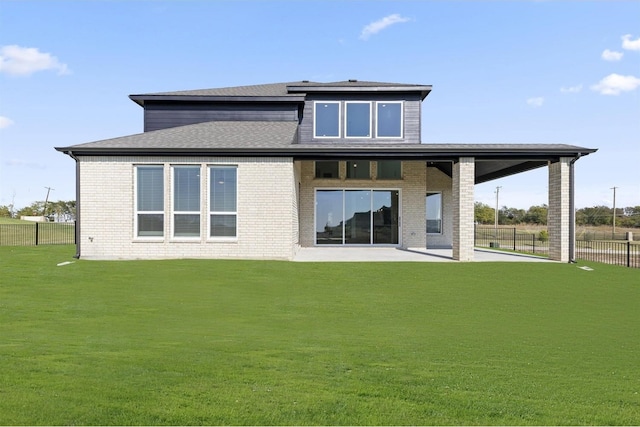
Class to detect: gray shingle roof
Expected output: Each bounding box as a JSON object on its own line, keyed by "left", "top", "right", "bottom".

{"left": 57, "top": 121, "right": 299, "bottom": 151}
{"left": 56, "top": 120, "right": 596, "bottom": 160}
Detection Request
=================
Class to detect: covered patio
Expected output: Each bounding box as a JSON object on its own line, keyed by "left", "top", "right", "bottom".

{"left": 293, "top": 246, "right": 553, "bottom": 262}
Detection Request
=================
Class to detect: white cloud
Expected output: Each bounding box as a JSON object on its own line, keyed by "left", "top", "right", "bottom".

{"left": 360, "top": 14, "right": 411, "bottom": 40}
{"left": 560, "top": 84, "right": 583, "bottom": 93}
{"left": 0, "top": 45, "right": 70, "bottom": 76}
{"left": 601, "top": 49, "right": 623, "bottom": 61}
{"left": 0, "top": 116, "right": 14, "bottom": 129}
{"left": 590, "top": 73, "right": 640, "bottom": 95}
{"left": 526, "top": 97, "right": 544, "bottom": 108}
{"left": 621, "top": 34, "right": 640, "bottom": 51}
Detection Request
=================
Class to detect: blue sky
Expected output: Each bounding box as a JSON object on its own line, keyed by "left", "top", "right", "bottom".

{"left": 1, "top": 0, "right": 639, "bottom": 211}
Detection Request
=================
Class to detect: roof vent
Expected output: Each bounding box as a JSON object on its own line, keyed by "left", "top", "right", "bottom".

{"left": 302, "top": 80, "right": 309, "bottom": 83}
{"left": 348, "top": 79, "right": 358, "bottom": 82}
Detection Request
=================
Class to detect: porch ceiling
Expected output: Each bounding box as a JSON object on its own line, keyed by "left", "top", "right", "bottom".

{"left": 428, "top": 159, "right": 549, "bottom": 184}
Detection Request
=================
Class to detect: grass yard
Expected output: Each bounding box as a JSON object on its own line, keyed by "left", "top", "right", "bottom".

{"left": 1, "top": 246, "right": 638, "bottom": 425}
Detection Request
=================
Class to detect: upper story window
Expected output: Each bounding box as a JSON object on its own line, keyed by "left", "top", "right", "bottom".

{"left": 314, "top": 102, "right": 340, "bottom": 138}
{"left": 345, "top": 102, "right": 371, "bottom": 138}
{"left": 314, "top": 100, "right": 403, "bottom": 140}
{"left": 376, "top": 102, "right": 403, "bottom": 138}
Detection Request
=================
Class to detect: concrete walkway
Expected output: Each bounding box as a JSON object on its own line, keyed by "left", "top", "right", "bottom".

{"left": 293, "top": 247, "right": 553, "bottom": 262}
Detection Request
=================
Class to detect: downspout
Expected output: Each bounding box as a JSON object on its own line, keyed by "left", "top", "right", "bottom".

{"left": 67, "top": 150, "right": 81, "bottom": 259}
{"left": 568, "top": 153, "right": 582, "bottom": 263}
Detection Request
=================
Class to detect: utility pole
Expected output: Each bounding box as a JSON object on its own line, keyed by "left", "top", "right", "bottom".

{"left": 611, "top": 186, "right": 618, "bottom": 238}
{"left": 43, "top": 186, "right": 54, "bottom": 217}
{"left": 495, "top": 186, "right": 502, "bottom": 231}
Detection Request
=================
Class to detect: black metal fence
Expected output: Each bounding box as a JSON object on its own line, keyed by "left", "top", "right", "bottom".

{"left": 476, "top": 226, "right": 640, "bottom": 268}
{"left": 0, "top": 222, "right": 76, "bottom": 246}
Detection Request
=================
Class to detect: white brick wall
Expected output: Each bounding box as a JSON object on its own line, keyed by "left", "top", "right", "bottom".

{"left": 548, "top": 158, "right": 571, "bottom": 262}
{"left": 78, "top": 156, "right": 297, "bottom": 260}
{"left": 452, "top": 157, "right": 475, "bottom": 261}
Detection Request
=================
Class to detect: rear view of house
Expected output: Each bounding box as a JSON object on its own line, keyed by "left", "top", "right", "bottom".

{"left": 56, "top": 80, "right": 596, "bottom": 261}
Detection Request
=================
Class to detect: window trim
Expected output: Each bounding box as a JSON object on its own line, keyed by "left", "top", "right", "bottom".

{"left": 375, "top": 101, "right": 404, "bottom": 139}
{"left": 344, "top": 101, "right": 372, "bottom": 139}
{"left": 313, "top": 101, "right": 341, "bottom": 139}
{"left": 426, "top": 191, "right": 443, "bottom": 235}
{"left": 134, "top": 164, "right": 165, "bottom": 240}
{"left": 208, "top": 165, "right": 238, "bottom": 240}
{"left": 171, "top": 165, "right": 202, "bottom": 240}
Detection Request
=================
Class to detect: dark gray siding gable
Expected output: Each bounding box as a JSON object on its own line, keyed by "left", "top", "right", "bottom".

{"left": 144, "top": 101, "right": 299, "bottom": 132}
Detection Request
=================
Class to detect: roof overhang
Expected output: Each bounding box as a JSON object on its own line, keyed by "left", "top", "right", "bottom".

{"left": 286, "top": 84, "right": 432, "bottom": 100}
{"left": 129, "top": 94, "right": 306, "bottom": 107}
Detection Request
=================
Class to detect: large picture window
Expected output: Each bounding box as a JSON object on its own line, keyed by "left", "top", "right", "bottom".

{"left": 135, "top": 165, "right": 164, "bottom": 237}
{"left": 426, "top": 192, "right": 442, "bottom": 234}
{"left": 314, "top": 102, "right": 340, "bottom": 138}
{"left": 316, "top": 189, "right": 399, "bottom": 245}
{"left": 172, "top": 166, "right": 201, "bottom": 237}
{"left": 209, "top": 166, "right": 237, "bottom": 238}
{"left": 345, "top": 102, "right": 371, "bottom": 138}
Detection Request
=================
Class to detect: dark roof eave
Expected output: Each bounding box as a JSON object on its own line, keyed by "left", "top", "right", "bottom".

{"left": 55, "top": 146, "right": 597, "bottom": 159}
{"left": 129, "top": 94, "right": 307, "bottom": 106}
{"left": 287, "top": 84, "right": 433, "bottom": 100}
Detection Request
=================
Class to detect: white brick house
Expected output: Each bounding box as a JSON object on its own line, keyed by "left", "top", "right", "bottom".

{"left": 56, "top": 81, "right": 596, "bottom": 261}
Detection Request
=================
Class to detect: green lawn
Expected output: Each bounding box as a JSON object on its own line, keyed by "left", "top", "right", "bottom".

{"left": 1, "top": 246, "right": 638, "bottom": 425}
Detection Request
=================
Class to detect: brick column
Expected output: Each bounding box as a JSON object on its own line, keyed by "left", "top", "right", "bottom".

{"left": 452, "top": 157, "right": 475, "bottom": 261}
{"left": 548, "top": 158, "right": 571, "bottom": 262}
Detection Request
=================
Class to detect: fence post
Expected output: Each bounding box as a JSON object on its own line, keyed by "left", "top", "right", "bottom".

{"left": 627, "top": 241, "right": 631, "bottom": 268}
{"left": 35, "top": 222, "right": 39, "bottom": 246}
{"left": 513, "top": 228, "right": 516, "bottom": 251}
{"left": 532, "top": 234, "right": 535, "bottom": 254}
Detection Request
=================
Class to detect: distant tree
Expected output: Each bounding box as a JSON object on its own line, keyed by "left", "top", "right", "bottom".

{"left": 16, "top": 201, "right": 45, "bottom": 217}
{"left": 500, "top": 206, "right": 525, "bottom": 225}
{"left": 0, "top": 205, "right": 13, "bottom": 218}
{"left": 475, "top": 202, "right": 494, "bottom": 224}
{"left": 523, "top": 204, "right": 548, "bottom": 225}
{"left": 576, "top": 205, "right": 612, "bottom": 226}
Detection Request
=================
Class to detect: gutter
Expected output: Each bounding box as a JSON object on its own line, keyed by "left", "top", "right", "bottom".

{"left": 568, "top": 153, "right": 582, "bottom": 263}
{"left": 67, "top": 151, "right": 81, "bottom": 259}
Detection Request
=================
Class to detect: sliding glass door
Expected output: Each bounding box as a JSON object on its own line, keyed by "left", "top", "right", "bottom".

{"left": 316, "top": 189, "right": 399, "bottom": 245}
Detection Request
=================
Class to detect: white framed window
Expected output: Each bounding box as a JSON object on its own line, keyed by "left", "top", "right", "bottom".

{"left": 209, "top": 166, "right": 237, "bottom": 238}
{"left": 135, "top": 165, "right": 164, "bottom": 238}
{"left": 314, "top": 101, "right": 341, "bottom": 138}
{"left": 345, "top": 101, "right": 371, "bottom": 138}
{"left": 426, "top": 192, "right": 442, "bottom": 234}
{"left": 172, "top": 165, "right": 201, "bottom": 238}
{"left": 376, "top": 101, "right": 403, "bottom": 138}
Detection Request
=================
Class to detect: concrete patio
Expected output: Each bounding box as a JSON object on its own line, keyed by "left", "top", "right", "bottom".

{"left": 293, "top": 247, "right": 553, "bottom": 262}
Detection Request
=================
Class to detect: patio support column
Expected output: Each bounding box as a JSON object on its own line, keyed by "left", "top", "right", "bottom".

{"left": 548, "top": 157, "right": 571, "bottom": 262}
{"left": 452, "top": 157, "right": 475, "bottom": 261}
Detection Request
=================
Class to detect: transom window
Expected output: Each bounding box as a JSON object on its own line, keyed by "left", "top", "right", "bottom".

{"left": 315, "top": 161, "right": 340, "bottom": 179}
{"left": 377, "top": 160, "right": 402, "bottom": 180}
{"left": 346, "top": 161, "right": 370, "bottom": 179}
{"left": 135, "top": 165, "right": 164, "bottom": 237}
